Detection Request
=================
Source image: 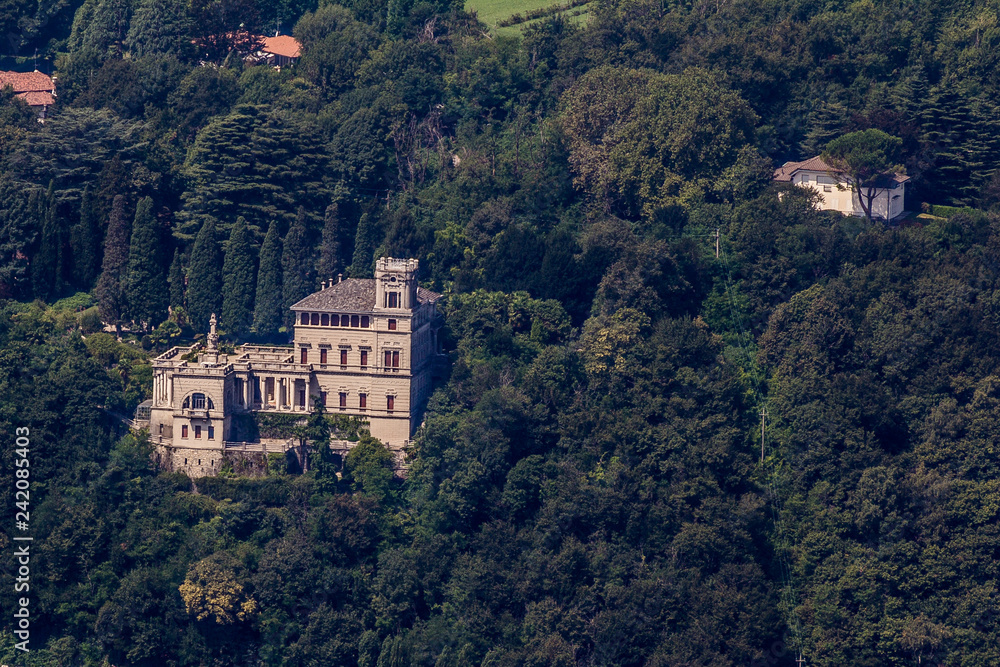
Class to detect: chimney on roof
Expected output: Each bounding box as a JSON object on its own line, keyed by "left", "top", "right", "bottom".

{"left": 321, "top": 279, "right": 327, "bottom": 289}
{"left": 337, "top": 273, "right": 342, "bottom": 283}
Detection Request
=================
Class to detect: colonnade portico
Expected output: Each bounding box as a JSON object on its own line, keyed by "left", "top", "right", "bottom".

{"left": 246, "top": 372, "right": 311, "bottom": 412}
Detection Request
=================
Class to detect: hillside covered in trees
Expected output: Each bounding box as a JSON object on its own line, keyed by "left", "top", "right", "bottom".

{"left": 2, "top": 0, "right": 1000, "bottom": 664}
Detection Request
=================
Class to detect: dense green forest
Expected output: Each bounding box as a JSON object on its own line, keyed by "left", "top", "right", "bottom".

{"left": 2, "top": 0, "right": 1000, "bottom": 664}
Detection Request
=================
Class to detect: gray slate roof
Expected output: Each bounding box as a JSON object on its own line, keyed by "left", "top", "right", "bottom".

{"left": 291, "top": 279, "right": 441, "bottom": 312}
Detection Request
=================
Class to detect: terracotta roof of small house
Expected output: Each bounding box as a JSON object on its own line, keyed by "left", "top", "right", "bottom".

{"left": 0, "top": 70, "right": 55, "bottom": 94}
{"left": 774, "top": 156, "right": 836, "bottom": 181}
{"left": 261, "top": 35, "right": 301, "bottom": 58}
{"left": 774, "top": 155, "right": 910, "bottom": 186}
{"left": 291, "top": 279, "right": 441, "bottom": 312}
{"left": 18, "top": 91, "right": 54, "bottom": 107}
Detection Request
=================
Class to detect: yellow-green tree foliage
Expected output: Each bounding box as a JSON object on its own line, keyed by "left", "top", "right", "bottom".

{"left": 179, "top": 555, "right": 258, "bottom": 624}
{"left": 560, "top": 66, "right": 757, "bottom": 220}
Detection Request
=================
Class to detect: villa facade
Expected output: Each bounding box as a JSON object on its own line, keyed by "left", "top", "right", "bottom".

{"left": 145, "top": 258, "right": 442, "bottom": 477}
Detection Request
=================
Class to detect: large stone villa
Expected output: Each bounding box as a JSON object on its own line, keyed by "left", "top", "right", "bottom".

{"left": 141, "top": 257, "right": 442, "bottom": 477}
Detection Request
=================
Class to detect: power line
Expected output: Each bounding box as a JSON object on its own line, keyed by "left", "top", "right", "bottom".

{"left": 714, "top": 229, "right": 807, "bottom": 663}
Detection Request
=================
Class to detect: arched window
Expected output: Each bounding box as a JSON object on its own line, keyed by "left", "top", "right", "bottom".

{"left": 187, "top": 393, "right": 214, "bottom": 410}
{"left": 361, "top": 316, "right": 370, "bottom": 328}
{"left": 300, "top": 313, "right": 309, "bottom": 325}
{"left": 321, "top": 314, "right": 329, "bottom": 326}
{"left": 341, "top": 314, "right": 350, "bottom": 326}
{"left": 311, "top": 313, "right": 320, "bottom": 326}
{"left": 351, "top": 315, "right": 359, "bottom": 327}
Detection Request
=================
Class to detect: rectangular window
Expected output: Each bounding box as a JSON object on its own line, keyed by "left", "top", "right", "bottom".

{"left": 208, "top": 426, "right": 215, "bottom": 440}
{"left": 320, "top": 391, "right": 327, "bottom": 406}
{"left": 341, "top": 315, "right": 350, "bottom": 326}
{"left": 340, "top": 349, "right": 348, "bottom": 366}
{"left": 321, "top": 314, "right": 329, "bottom": 326}
{"left": 194, "top": 425, "right": 202, "bottom": 439}
{"left": 384, "top": 350, "right": 392, "bottom": 368}
{"left": 360, "top": 350, "right": 368, "bottom": 369}
{"left": 311, "top": 313, "right": 320, "bottom": 326}
{"left": 351, "top": 314, "right": 359, "bottom": 327}
{"left": 301, "top": 348, "right": 308, "bottom": 364}
{"left": 298, "top": 389, "right": 305, "bottom": 407}
{"left": 361, "top": 316, "right": 370, "bottom": 328}
{"left": 388, "top": 292, "right": 398, "bottom": 308}
{"left": 320, "top": 349, "right": 327, "bottom": 364}
{"left": 359, "top": 393, "right": 367, "bottom": 409}
{"left": 339, "top": 392, "right": 347, "bottom": 408}
{"left": 182, "top": 425, "right": 188, "bottom": 438}
{"left": 387, "top": 396, "right": 394, "bottom": 412}
{"left": 392, "top": 351, "right": 399, "bottom": 368}
{"left": 388, "top": 318, "right": 397, "bottom": 330}
{"left": 300, "top": 313, "right": 309, "bottom": 325}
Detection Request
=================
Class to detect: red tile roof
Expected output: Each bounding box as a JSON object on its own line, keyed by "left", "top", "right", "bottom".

{"left": 18, "top": 91, "right": 54, "bottom": 107}
{"left": 774, "top": 155, "right": 909, "bottom": 186}
{"left": 0, "top": 70, "right": 55, "bottom": 94}
{"left": 774, "top": 156, "right": 836, "bottom": 181}
{"left": 261, "top": 35, "right": 300, "bottom": 59}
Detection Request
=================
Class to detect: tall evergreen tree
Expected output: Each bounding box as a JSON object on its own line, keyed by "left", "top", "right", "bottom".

{"left": 316, "top": 202, "right": 341, "bottom": 285}
{"left": 254, "top": 219, "right": 283, "bottom": 339}
{"left": 282, "top": 207, "right": 312, "bottom": 329}
{"left": 168, "top": 248, "right": 185, "bottom": 311}
{"left": 71, "top": 186, "right": 101, "bottom": 288}
{"left": 125, "top": 0, "right": 193, "bottom": 59}
{"left": 349, "top": 212, "right": 378, "bottom": 279}
{"left": 0, "top": 184, "right": 38, "bottom": 299}
{"left": 187, "top": 217, "right": 223, "bottom": 332}
{"left": 124, "top": 197, "right": 168, "bottom": 331}
{"left": 222, "top": 216, "right": 256, "bottom": 335}
{"left": 95, "top": 195, "right": 130, "bottom": 337}
{"left": 31, "top": 184, "right": 65, "bottom": 301}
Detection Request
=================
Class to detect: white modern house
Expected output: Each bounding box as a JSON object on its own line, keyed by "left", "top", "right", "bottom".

{"left": 774, "top": 155, "right": 909, "bottom": 221}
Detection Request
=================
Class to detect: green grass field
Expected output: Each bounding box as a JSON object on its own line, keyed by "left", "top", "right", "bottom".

{"left": 466, "top": 0, "right": 592, "bottom": 34}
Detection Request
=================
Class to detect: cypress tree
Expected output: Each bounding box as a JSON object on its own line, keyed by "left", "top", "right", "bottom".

{"left": 96, "top": 195, "right": 130, "bottom": 337}
{"left": 0, "top": 184, "right": 37, "bottom": 300}
{"left": 222, "top": 216, "right": 256, "bottom": 335}
{"left": 282, "top": 207, "right": 312, "bottom": 329}
{"left": 124, "top": 197, "right": 168, "bottom": 331}
{"left": 31, "top": 184, "right": 64, "bottom": 301}
{"left": 187, "top": 217, "right": 223, "bottom": 333}
{"left": 71, "top": 186, "right": 101, "bottom": 288}
{"left": 125, "top": 0, "right": 193, "bottom": 59}
{"left": 349, "top": 212, "right": 378, "bottom": 279}
{"left": 254, "top": 219, "right": 283, "bottom": 339}
{"left": 168, "top": 248, "right": 184, "bottom": 311}
{"left": 316, "top": 202, "right": 341, "bottom": 285}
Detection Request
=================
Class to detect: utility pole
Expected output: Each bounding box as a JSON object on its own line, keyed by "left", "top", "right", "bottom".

{"left": 795, "top": 654, "right": 806, "bottom": 667}
{"left": 759, "top": 406, "right": 768, "bottom": 463}
{"left": 712, "top": 228, "right": 720, "bottom": 258}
